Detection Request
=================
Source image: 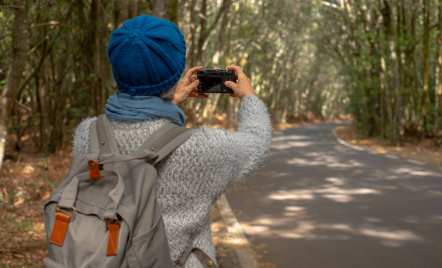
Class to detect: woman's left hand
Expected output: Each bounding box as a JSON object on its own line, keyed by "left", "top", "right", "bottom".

{"left": 173, "top": 66, "right": 208, "bottom": 106}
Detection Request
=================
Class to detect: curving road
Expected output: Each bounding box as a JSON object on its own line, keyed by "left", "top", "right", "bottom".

{"left": 226, "top": 122, "right": 442, "bottom": 268}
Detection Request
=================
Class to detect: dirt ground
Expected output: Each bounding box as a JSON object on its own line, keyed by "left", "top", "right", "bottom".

{"left": 0, "top": 148, "right": 71, "bottom": 267}
{"left": 334, "top": 125, "right": 442, "bottom": 168}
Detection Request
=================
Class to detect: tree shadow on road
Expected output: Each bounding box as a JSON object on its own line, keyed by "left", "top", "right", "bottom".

{"left": 226, "top": 122, "right": 442, "bottom": 268}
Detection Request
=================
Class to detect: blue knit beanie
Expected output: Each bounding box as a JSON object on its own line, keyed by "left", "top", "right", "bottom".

{"left": 107, "top": 15, "right": 186, "bottom": 96}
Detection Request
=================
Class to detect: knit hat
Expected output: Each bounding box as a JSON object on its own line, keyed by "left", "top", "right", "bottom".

{"left": 107, "top": 15, "right": 186, "bottom": 96}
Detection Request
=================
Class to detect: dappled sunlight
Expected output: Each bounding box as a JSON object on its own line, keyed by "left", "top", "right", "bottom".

{"left": 228, "top": 122, "right": 442, "bottom": 266}
{"left": 264, "top": 170, "right": 294, "bottom": 178}
{"left": 359, "top": 228, "right": 422, "bottom": 241}
{"left": 268, "top": 190, "right": 315, "bottom": 200}
{"left": 286, "top": 156, "right": 365, "bottom": 168}
{"left": 268, "top": 180, "right": 380, "bottom": 203}
{"left": 325, "top": 177, "right": 345, "bottom": 185}
{"left": 272, "top": 141, "right": 315, "bottom": 150}
{"left": 253, "top": 217, "right": 297, "bottom": 226}
{"left": 239, "top": 223, "right": 271, "bottom": 236}
{"left": 284, "top": 206, "right": 306, "bottom": 212}
{"left": 279, "top": 221, "right": 317, "bottom": 239}
{"left": 322, "top": 194, "right": 353, "bottom": 202}
{"left": 304, "top": 152, "right": 326, "bottom": 157}
{"left": 240, "top": 216, "right": 424, "bottom": 246}
{"left": 391, "top": 168, "right": 442, "bottom": 177}
{"left": 316, "top": 187, "right": 380, "bottom": 195}
{"left": 272, "top": 135, "right": 311, "bottom": 141}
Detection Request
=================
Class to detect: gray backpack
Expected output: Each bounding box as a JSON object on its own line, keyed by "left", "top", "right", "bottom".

{"left": 43, "top": 115, "right": 218, "bottom": 268}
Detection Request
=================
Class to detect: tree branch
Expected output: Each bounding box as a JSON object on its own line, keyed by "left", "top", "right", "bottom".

{"left": 203, "top": 0, "right": 229, "bottom": 39}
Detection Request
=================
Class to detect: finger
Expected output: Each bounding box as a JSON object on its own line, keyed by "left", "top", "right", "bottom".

{"left": 226, "top": 66, "right": 247, "bottom": 79}
{"left": 184, "top": 79, "right": 200, "bottom": 92}
{"left": 224, "top": 81, "right": 240, "bottom": 91}
{"left": 230, "top": 93, "right": 237, "bottom": 98}
{"left": 190, "top": 75, "right": 197, "bottom": 83}
{"left": 183, "top": 66, "right": 203, "bottom": 84}
{"left": 248, "top": 78, "right": 251, "bottom": 84}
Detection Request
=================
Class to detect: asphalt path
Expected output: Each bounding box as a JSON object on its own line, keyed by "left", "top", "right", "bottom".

{"left": 226, "top": 122, "right": 442, "bottom": 268}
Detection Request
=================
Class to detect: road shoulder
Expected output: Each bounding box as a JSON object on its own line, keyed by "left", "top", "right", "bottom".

{"left": 333, "top": 125, "right": 442, "bottom": 169}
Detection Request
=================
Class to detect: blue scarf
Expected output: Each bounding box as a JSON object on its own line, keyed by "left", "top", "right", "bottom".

{"left": 104, "top": 92, "right": 185, "bottom": 126}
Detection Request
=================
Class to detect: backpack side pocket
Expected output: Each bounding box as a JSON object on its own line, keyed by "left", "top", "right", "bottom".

{"left": 126, "top": 215, "right": 174, "bottom": 268}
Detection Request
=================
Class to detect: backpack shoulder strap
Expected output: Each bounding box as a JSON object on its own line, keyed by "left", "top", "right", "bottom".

{"left": 89, "top": 114, "right": 120, "bottom": 154}
{"left": 89, "top": 119, "right": 100, "bottom": 154}
{"left": 175, "top": 235, "right": 218, "bottom": 268}
{"left": 131, "top": 121, "right": 192, "bottom": 165}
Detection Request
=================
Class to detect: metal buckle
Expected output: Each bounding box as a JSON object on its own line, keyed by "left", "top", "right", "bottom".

{"left": 55, "top": 205, "right": 76, "bottom": 221}
{"left": 105, "top": 217, "right": 121, "bottom": 231}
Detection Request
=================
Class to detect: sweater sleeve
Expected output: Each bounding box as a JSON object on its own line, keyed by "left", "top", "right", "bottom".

{"left": 177, "top": 95, "right": 273, "bottom": 200}
{"left": 72, "top": 116, "right": 97, "bottom": 162}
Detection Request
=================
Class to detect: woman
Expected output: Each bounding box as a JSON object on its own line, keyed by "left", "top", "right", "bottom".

{"left": 72, "top": 15, "right": 272, "bottom": 268}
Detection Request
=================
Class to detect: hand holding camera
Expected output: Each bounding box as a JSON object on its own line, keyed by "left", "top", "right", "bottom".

{"left": 223, "top": 66, "right": 256, "bottom": 99}
{"left": 197, "top": 65, "right": 255, "bottom": 99}
{"left": 173, "top": 66, "right": 208, "bottom": 106}
{"left": 173, "top": 65, "right": 256, "bottom": 106}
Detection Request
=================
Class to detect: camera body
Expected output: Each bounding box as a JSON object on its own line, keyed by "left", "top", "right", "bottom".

{"left": 197, "top": 69, "right": 237, "bottom": 94}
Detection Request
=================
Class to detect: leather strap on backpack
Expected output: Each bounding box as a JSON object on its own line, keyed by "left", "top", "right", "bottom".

{"left": 175, "top": 235, "right": 218, "bottom": 268}
{"left": 175, "top": 247, "right": 218, "bottom": 268}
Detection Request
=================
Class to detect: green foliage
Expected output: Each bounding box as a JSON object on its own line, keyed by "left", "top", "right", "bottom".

{"left": 314, "top": 0, "right": 442, "bottom": 144}
{"left": 2, "top": 0, "right": 350, "bottom": 154}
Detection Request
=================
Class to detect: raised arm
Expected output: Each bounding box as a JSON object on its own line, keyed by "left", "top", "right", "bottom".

{"left": 165, "top": 66, "right": 272, "bottom": 201}
{"left": 179, "top": 94, "right": 272, "bottom": 201}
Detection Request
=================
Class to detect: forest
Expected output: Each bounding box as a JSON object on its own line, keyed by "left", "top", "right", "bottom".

{"left": 0, "top": 0, "right": 441, "bottom": 164}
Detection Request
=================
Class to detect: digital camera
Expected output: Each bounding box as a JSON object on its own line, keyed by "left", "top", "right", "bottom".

{"left": 197, "top": 69, "right": 237, "bottom": 94}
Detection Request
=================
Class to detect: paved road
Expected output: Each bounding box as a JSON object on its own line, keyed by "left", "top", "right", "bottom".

{"left": 226, "top": 122, "right": 442, "bottom": 268}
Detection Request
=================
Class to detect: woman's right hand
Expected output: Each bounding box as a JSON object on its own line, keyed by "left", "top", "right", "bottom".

{"left": 224, "top": 66, "right": 256, "bottom": 99}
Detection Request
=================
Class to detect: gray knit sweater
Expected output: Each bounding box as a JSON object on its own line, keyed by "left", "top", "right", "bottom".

{"left": 72, "top": 95, "right": 272, "bottom": 267}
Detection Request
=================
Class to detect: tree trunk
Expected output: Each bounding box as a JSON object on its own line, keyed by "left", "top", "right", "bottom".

{"left": 185, "top": 0, "right": 198, "bottom": 69}
{"left": 152, "top": 0, "right": 178, "bottom": 24}
{"left": 0, "top": 0, "right": 29, "bottom": 169}
{"left": 422, "top": 0, "right": 431, "bottom": 130}
{"left": 435, "top": 0, "right": 442, "bottom": 131}
{"left": 115, "top": 0, "right": 129, "bottom": 28}
{"left": 196, "top": 0, "right": 207, "bottom": 65}
{"left": 196, "top": 0, "right": 229, "bottom": 65}
{"left": 380, "top": 56, "right": 394, "bottom": 139}
{"left": 381, "top": 0, "right": 401, "bottom": 145}
{"left": 87, "top": 0, "right": 99, "bottom": 115}
{"left": 98, "top": 0, "right": 109, "bottom": 114}
{"left": 152, "top": 0, "right": 165, "bottom": 18}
